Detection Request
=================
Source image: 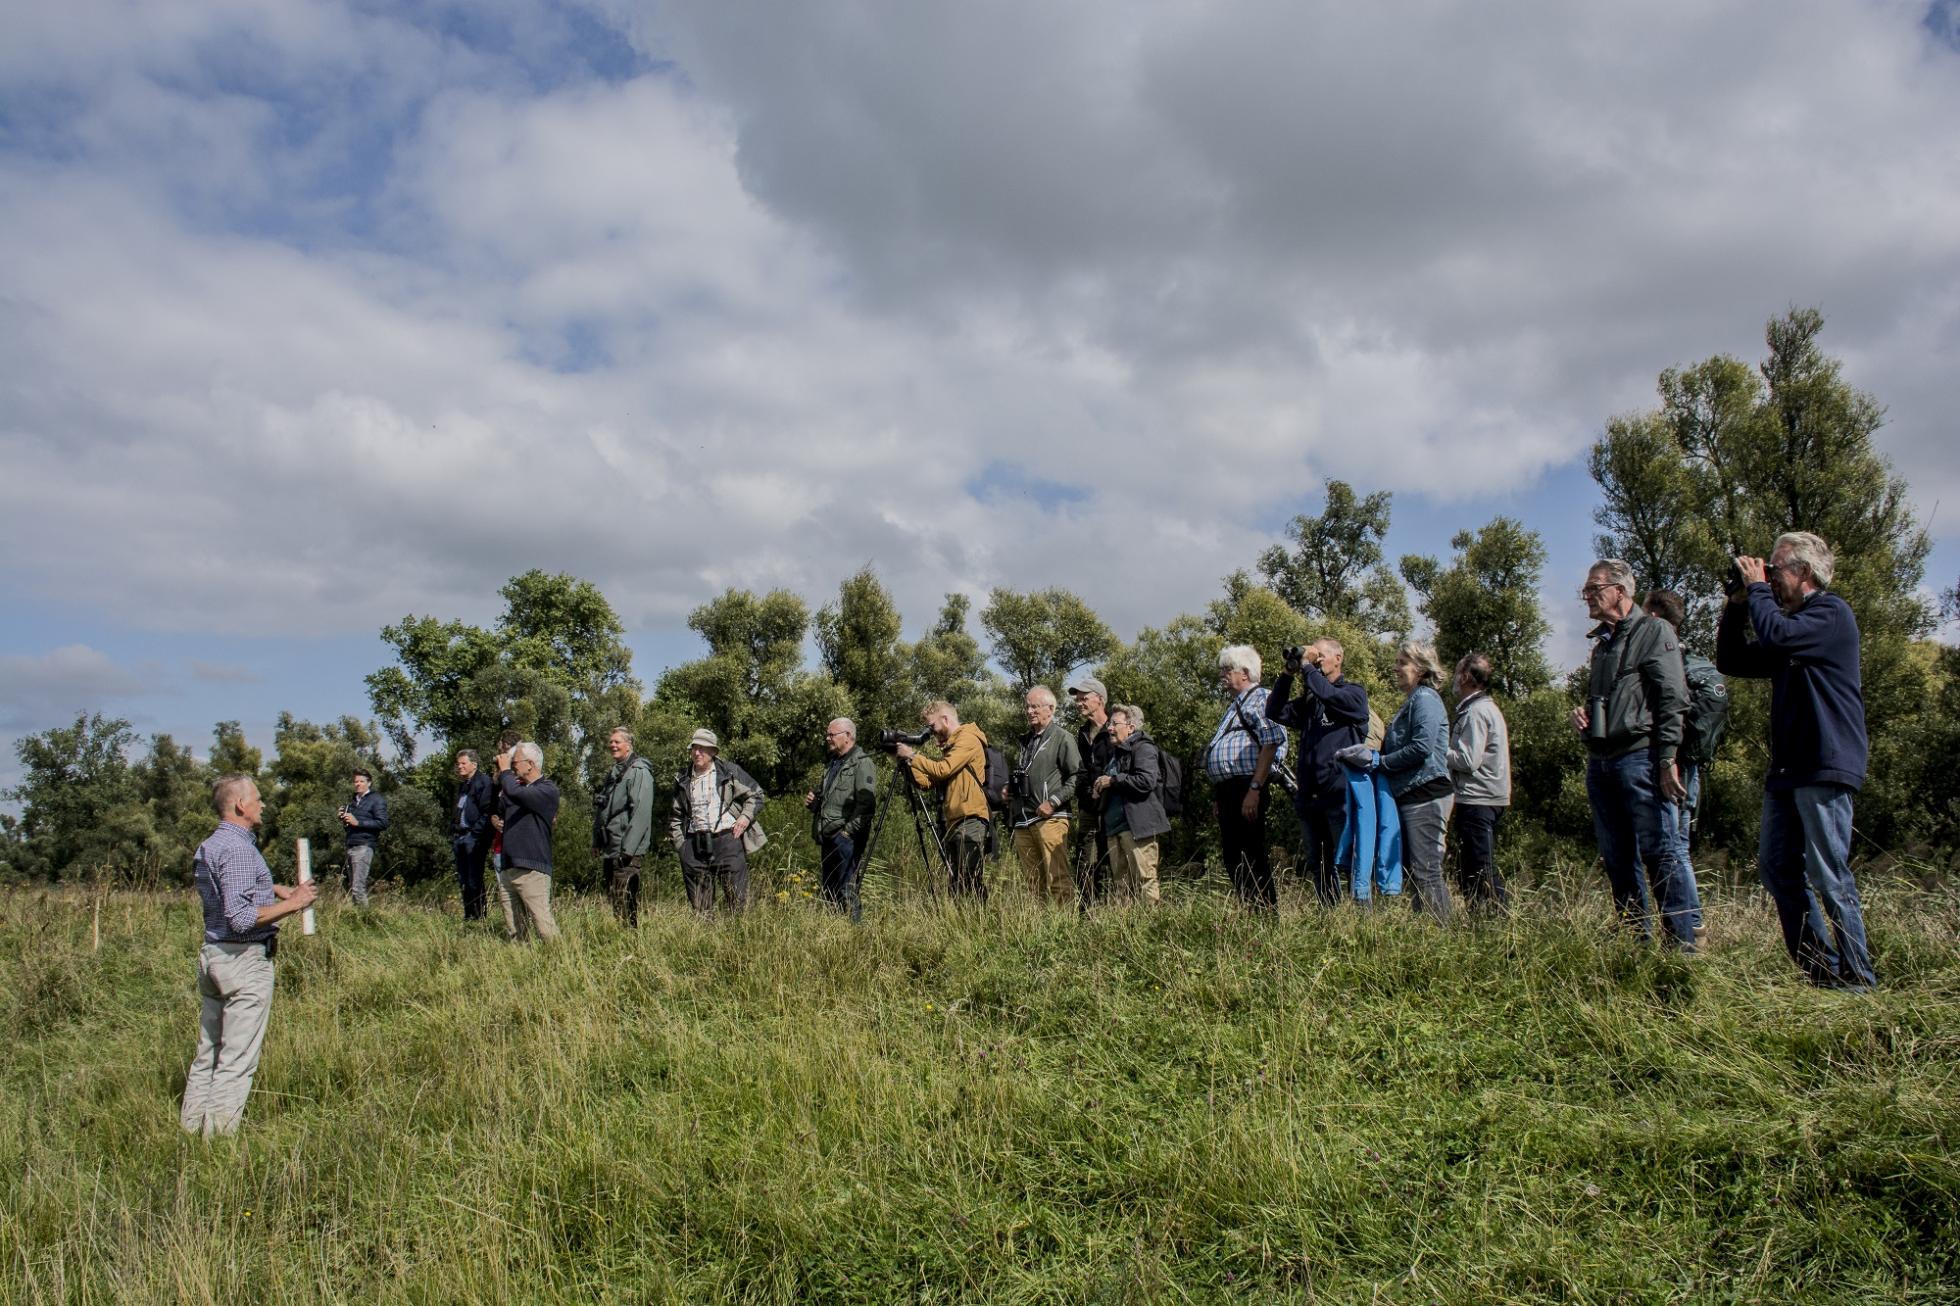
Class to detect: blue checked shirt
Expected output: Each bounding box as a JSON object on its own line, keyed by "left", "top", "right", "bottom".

{"left": 1203, "top": 687, "right": 1288, "bottom": 782}
{"left": 194, "top": 821, "right": 277, "bottom": 944}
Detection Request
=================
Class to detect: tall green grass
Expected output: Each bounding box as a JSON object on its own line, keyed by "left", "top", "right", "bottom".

{"left": 3, "top": 864, "right": 1956, "bottom": 1303}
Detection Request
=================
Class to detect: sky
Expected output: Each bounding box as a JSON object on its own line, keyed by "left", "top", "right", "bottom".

{"left": 3, "top": 0, "right": 1958, "bottom": 793}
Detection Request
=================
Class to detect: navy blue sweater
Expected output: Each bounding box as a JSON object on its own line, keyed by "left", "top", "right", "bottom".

{"left": 1716, "top": 584, "right": 1868, "bottom": 791}
{"left": 498, "top": 770, "right": 562, "bottom": 873}
{"left": 1267, "top": 666, "right": 1370, "bottom": 811}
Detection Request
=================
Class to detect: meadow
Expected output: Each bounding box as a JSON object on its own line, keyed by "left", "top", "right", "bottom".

{"left": 3, "top": 862, "right": 1956, "bottom": 1304}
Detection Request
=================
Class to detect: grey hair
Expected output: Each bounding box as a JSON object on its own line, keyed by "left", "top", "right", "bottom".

{"left": 1110, "top": 704, "right": 1146, "bottom": 735}
{"left": 1589, "top": 558, "right": 1638, "bottom": 595}
{"left": 514, "top": 741, "right": 543, "bottom": 770}
{"left": 1217, "top": 643, "right": 1263, "bottom": 681}
{"left": 1775, "top": 531, "right": 1835, "bottom": 587}
{"left": 1317, "top": 637, "right": 1345, "bottom": 659}
{"left": 1025, "top": 685, "right": 1057, "bottom": 708}
{"left": 828, "top": 717, "right": 857, "bottom": 739}
{"left": 211, "top": 773, "right": 257, "bottom": 817}
{"left": 608, "top": 725, "right": 633, "bottom": 744}
{"left": 1396, "top": 640, "right": 1447, "bottom": 689}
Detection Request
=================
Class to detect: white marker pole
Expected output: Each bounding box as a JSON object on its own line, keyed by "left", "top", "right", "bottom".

{"left": 295, "top": 837, "right": 318, "bottom": 936}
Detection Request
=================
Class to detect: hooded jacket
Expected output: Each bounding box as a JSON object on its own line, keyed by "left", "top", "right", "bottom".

{"left": 1586, "top": 608, "right": 1689, "bottom": 766}
{"left": 907, "top": 722, "right": 991, "bottom": 826}
{"left": 593, "top": 753, "right": 657, "bottom": 857}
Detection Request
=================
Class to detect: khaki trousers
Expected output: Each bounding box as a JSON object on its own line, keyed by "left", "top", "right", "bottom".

{"left": 181, "top": 941, "right": 276, "bottom": 1137}
{"left": 1112, "top": 831, "right": 1162, "bottom": 905}
{"left": 507, "top": 868, "right": 559, "bottom": 942}
{"left": 1014, "top": 818, "right": 1074, "bottom": 906}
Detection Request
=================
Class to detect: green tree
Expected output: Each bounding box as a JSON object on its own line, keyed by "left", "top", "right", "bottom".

{"left": 1399, "top": 517, "right": 1552, "bottom": 698}
{"left": 814, "top": 566, "right": 907, "bottom": 740}
{"left": 1258, "top": 480, "right": 1412, "bottom": 637}
{"left": 653, "top": 589, "right": 852, "bottom": 799}
{"left": 1585, "top": 307, "right": 1935, "bottom": 850}
{"left": 4, "top": 713, "right": 144, "bottom": 881}
{"left": 979, "top": 587, "right": 1117, "bottom": 693}
{"left": 127, "top": 734, "right": 214, "bottom": 883}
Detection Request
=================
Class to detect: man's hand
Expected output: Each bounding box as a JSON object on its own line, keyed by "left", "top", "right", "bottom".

{"left": 803, "top": 789, "right": 817, "bottom": 809}
{"left": 494, "top": 751, "right": 513, "bottom": 772}
{"left": 1091, "top": 776, "right": 1111, "bottom": 798}
{"left": 338, "top": 809, "right": 357, "bottom": 826}
{"left": 1735, "top": 555, "right": 1768, "bottom": 588}
{"left": 1037, "top": 800, "right": 1055, "bottom": 817}
{"left": 276, "top": 881, "right": 317, "bottom": 909}
{"left": 490, "top": 815, "right": 503, "bottom": 832}
{"left": 1660, "top": 760, "right": 1687, "bottom": 803}
{"left": 731, "top": 817, "right": 751, "bottom": 839}
{"left": 1241, "top": 789, "right": 1262, "bottom": 821}
{"left": 1570, "top": 704, "right": 1589, "bottom": 735}
{"left": 893, "top": 743, "right": 915, "bottom": 762}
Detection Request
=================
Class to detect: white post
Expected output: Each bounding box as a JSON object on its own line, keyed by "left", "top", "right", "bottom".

{"left": 295, "top": 837, "right": 318, "bottom": 936}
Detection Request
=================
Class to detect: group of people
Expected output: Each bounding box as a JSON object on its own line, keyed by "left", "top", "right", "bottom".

{"left": 183, "top": 530, "right": 1878, "bottom": 1135}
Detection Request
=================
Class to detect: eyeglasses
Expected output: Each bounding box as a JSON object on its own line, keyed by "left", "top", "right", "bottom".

{"left": 1578, "top": 583, "right": 1620, "bottom": 600}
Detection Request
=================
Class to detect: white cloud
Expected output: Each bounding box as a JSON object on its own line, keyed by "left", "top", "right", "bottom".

{"left": 0, "top": 0, "right": 1955, "bottom": 670}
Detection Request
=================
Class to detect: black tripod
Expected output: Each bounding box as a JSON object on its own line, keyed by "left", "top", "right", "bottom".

{"left": 857, "top": 758, "right": 957, "bottom": 902}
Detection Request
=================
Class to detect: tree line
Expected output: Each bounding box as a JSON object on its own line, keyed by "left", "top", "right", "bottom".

{"left": 5, "top": 309, "right": 1957, "bottom": 889}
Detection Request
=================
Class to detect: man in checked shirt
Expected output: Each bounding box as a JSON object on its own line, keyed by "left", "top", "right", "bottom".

{"left": 179, "top": 773, "right": 315, "bottom": 1137}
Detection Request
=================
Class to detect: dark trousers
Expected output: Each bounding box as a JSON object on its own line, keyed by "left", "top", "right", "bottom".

{"left": 819, "top": 833, "right": 863, "bottom": 922}
{"left": 453, "top": 837, "right": 490, "bottom": 920}
{"left": 1452, "top": 803, "right": 1509, "bottom": 912}
{"left": 1215, "top": 777, "right": 1276, "bottom": 910}
{"left": 1074, "top": 818, "right": 1109, "bottom": 909}
{"left": 1297, "top": 801, "right": 1348, "bottom": 906}
{"left": 945, "top": 816, "right": 988, "bottom": 901}
{"left": 606, "top": 853, "right": 644, "bottom": 927}
{"left": 679, "top": 831, "right": 750, "bottom": 915}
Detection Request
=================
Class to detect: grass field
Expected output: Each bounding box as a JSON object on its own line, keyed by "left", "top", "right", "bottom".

{"left": 3, "top": 862, "right": 1956, "bottom": 1304}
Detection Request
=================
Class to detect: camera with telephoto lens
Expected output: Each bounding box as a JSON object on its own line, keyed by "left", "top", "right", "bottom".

{"left": 878, "top": 727, "right": 932, "bottom": 753}
{"left": 1584, "top": 694, "right": 1610, "bottom": 743}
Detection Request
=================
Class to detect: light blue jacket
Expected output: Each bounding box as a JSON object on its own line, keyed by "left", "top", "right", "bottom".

{"left": 1379, "top": 684, "right": 1450, "bottom": 799}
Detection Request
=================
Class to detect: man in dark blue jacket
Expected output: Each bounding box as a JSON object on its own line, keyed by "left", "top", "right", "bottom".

{"left": 496, "top": 742, "right": 561, "bottom": 942}
{"left": 337, "top": 768, "right": 389, "bottom": 906}
{"left": 452, "top": 749, "right": 496, "bottom": 922}
{"left": 1718, "top": 531, "right": 1875, "bottom": 989}
{"left": 1267, "top": 638, "right": 1369, "bottom": 906}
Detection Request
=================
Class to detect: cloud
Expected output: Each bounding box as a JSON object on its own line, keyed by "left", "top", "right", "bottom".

{"left": 0, "top": 0, "right": 1955, "bottom": 668}
{"left": 0, "top": 645, "right": 163, "bottom": 731}
{"left": 187, "top": 660, "right": 264, "bottom": 685}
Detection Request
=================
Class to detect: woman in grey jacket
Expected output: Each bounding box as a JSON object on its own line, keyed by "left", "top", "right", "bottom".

{"left": 1378, "top": 641, "right": 1456, "bottom": 922}
{"left": 1447, "top": 653, "right": 1511, "bottom": 913}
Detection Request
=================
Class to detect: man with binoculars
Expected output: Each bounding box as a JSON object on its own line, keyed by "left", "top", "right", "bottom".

{"left": 1574, "top": 558, "right": 1698, "bottom": 950}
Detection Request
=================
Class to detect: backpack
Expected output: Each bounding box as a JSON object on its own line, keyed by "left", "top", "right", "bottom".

{"left": 1157, "top": 749, "right": 1188, "bottom": 819}
{"left": 1682, "top": 653, "right": 1730, "bottom": 765}
{"left": 981, "top": 744, "right": 1010, "bottom": 816}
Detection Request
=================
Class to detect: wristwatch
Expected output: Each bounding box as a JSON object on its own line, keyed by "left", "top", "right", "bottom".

{"left": 1248, "top": 780, "right": 1266, "bottom": 791}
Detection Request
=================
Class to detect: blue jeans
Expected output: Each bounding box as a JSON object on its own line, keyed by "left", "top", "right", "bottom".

{"left": 819, "top": 832, "right": 863, "bottom": 922}
{"left": 1661, "top": 762, "right": 1705, "bottom": 933}
{"left": 1587, "top": 750, "right": 1696, "bottom": 946}
{"left": 1759, "top": 785, "right": 1876, "bottom": 988}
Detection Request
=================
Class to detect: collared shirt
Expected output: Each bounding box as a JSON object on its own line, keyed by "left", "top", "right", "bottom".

{"left": 1202, "top": 687, "right": 1288, "bottom": 782}
{"left": 686, "top": 768, "right": 733, "bottom": 834}
{"left": 193, "top": 821, "right": 277, "bottom": 944}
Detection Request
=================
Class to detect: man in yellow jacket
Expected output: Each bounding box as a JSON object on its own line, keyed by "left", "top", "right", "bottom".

{"left": 894, "top": 699, "right": 992, "bottom": 900}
